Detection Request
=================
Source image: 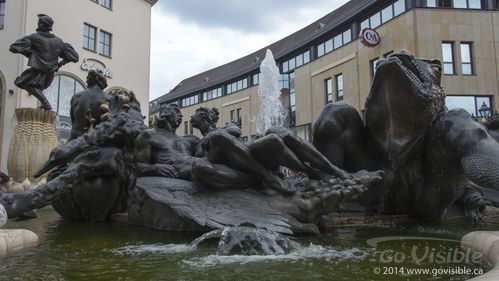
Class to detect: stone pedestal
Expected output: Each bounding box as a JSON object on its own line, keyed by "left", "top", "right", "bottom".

{"left": 7, "top": 108, "right": 57, "bottom": 183}
{"left": 461, "top": 231, "right": 499, "bottom": 280}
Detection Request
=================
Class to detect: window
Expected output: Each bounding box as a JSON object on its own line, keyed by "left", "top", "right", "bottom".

{"left": 0, "top": 0, "right": 5, "bottom": 29}
{"left": 99, "top": 30, "right": 112, "bottom": 57}
{"left": 361, "top": 19, "right": 369, "bottom": 30}
{"left": 370, "top": 12, "right": 381, "bottom": 28}
{"left": 424, "top": 0, "right": 480, "bottom": 8}
{"left": 438, "top": 0, "right": 453, "bottom": 7}
{"left": 202, "top": 87, "right": 222, "bottom": 101}
{"left": 230, "top": 110, "right": 235, "bottom": 122}
{"left": 468, "top": 0, "right": 481, "bottom": 8}
{"left": 93, "top": 0, "right": 112, "bottom": 9}
{"left": 231, "top": 108, "right": 242, "bottom": 126}
{"left": 343, "top": 30, "right": 352, "bottom": 44}
{"left": 460, "top": 42, "right": 473, "bottom": 75}
{"left": 289, "top": 58, "right": 296, "bottom": 70}
{"left": 83, "top": 23, "right": 97, "bottom": 51}
{"left": 184, "top": 121, "right": 188, "bottom": 134}
{"left": 325, "top": 39, "right": 333, "bottom": 53}
{"left": 181, "top": 95, "right": 199, "bottom": 107}
{"left": 333, "top": 34, "right": 342, "bottom": 49}
{"left": 237, "top": 108, "right": 242, "bottom": 124}
{"left": 446, "top": 96, "right": 493, "bottom": 117}
{"left": 303, "top": 51, "right": 311, "bottom": 64}
{"left": 336, "top": 74, "right": 344, "bottom": 101}
{"left": 296, "top": 54, "right": 303, "bottom": 67}
{"left": 252, "top": 73, "right": 261, "bottom": 85}
{"left": 361, "top": 0, "right": 405, "bottom": 29}
{"left": 279, "top": 74, "right": 290, "bottom": 89}
{"left": 442, "top": 42, "right": 455, "bottom": 74}
{"left": 325, "top": 78, "right": 333, "bottom": 104}
{"left": 282, "top": 61, "right": 289, "bottom": 72}
{"left": 316, "top": 29, "right": 352, "bottom": 58}
{"left": 226, "top": 78, "right": 248, "bottom": 94}
{"left": 290, "top": 72, "right": 296, "bottom": 113}
{"left": 370, "top": 57, "right": 380, "bottom": 80}
{"left": 394, "top": 0, "right": 405, "bottom": 15}
{"left": 382, "top": 5, "right": 394, "bottom": 23}
{"left": 317, "top": 43, "right": 325, "bottom": 57}
{"left": 43, "top": 74, "right": 85, "bottom": 142}
{"left": 283, "top": 51, "right": 312, "bottom": 71}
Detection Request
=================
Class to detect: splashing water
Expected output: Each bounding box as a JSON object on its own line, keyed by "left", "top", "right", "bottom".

{"left": 112, "top": 243, "right": 195, "bottom": 255}
{"left": 255, "top": 49, "right": 287, "bottom": 135}
{"left": 182, "top": 245, "right": 370, "bottom": 268}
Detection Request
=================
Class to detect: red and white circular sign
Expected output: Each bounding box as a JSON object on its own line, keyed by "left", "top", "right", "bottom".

{"left": 360, "top": 28, "right": 380, "bottom": 48}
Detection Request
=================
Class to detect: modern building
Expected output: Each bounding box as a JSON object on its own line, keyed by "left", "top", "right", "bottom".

{"left": 0, "top": 0, "right": 157, "bottom": 170}
{"left": 154, "top": 0, "right": 499, "bottom": 142}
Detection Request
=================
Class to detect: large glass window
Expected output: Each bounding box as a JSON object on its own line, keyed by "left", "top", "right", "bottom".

{"left": 43, "top": 75, "right": 85, "bottom": 143}
{"left": 99, "top": 30, "right": 112, "bottom": 57}
{"left": 202, "top": 87, "right": 222, "bottom": 101}
{"left": 446, "top": 95, "right": 493, "bottom": 118}
{"left": 226, "top": 77, "right": 248, "bottom": 94}
{"left": 336, "top": 74, "right": 344, "bottom": 101}
{"left": 442, "top": 42, "right": 455, "bottom": 74}
{"left": 282, "top": 51, "right": 311, "bottom": 72}
{"left": 181, "top": 95, "right": 199, "bottom": 107}
{"left": 424, "top": 0, "right": 480, "bottom": 8}
{"left": 325, "top": 78, "right": 333, "bottom": 104}
{"left": 0, "top": 0, "right": 5, "bottom": 29}
{"left": 362, "top": 0, "right": 405, "bottom": 29}
{"left": 460, "top": 42, "right": 473, "bottom": 75}
{"left": 316, "top": 28, "right": 351, "bottom": 58}
{"left": 83, "top": 23, "right": 97, "bottom": 51}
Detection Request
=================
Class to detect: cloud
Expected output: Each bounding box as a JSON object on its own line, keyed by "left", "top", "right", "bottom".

{"left": 156, "top": 0, "right": 337, "bottom": 33}
{"left": 149, "top": 0, "right": 350, "bottom": 100}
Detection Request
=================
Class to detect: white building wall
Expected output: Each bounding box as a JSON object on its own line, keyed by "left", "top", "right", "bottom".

{"left": 0, "top": 0, "right": 155, "bottom": 171}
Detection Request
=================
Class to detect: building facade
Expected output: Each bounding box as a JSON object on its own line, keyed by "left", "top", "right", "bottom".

{"left": 0, "top": 0, "right": 157, "bottom": 170}
{"left": 154, "top": 0, "right": 499, "bottom": 142}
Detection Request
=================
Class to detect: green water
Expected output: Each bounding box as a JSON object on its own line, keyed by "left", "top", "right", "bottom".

{"left": 0, "top": 207, "right": 496, "bottom": 281}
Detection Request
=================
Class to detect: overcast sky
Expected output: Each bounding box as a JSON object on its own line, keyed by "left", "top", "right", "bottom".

{"left": 149, "top": 0, "right": 350, "bottom": 101}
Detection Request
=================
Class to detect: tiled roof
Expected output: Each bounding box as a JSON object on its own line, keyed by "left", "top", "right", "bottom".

{"left": 160, "top": 0, "right": 377, "bottom": 103}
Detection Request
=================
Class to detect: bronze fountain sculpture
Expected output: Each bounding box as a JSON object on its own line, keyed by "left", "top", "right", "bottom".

{"left": 1, "top": 48, "right": 499, "bottom": 238}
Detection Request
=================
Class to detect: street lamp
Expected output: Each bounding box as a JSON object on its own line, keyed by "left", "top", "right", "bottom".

{"left": 478, "top": 102, "right": 491, "bottom": 118}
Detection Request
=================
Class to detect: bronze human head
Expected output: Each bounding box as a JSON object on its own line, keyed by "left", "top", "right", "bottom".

{"left": 37, "top": 14, "right": 54, "bottom": 32}
{"left": 158, "top": 103, "right": 183, "bottom": 130}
